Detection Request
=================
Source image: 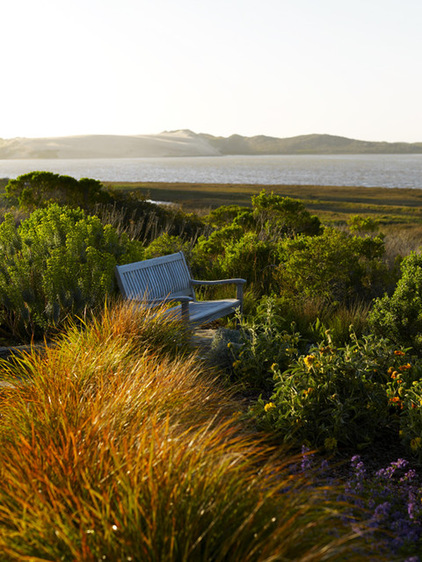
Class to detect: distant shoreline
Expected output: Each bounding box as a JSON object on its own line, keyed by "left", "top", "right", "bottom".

{"left": 1, "top": 153, "right": 421, "bottom": 190}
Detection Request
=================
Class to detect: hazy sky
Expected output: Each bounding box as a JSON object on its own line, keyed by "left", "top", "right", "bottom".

{"left": 2, "top": 0, "right": 422, "bottom": 142}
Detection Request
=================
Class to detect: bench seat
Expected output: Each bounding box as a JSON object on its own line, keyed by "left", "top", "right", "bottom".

{"left": 115, "top": 251, "right": 246, "bottom": 327}
{"left": 161, "top": 298, "right": 242, "bottom": 325}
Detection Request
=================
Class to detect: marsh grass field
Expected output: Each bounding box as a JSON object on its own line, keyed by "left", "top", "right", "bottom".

{"left": 105, "top": 180, "right": 422, "bottom": 225}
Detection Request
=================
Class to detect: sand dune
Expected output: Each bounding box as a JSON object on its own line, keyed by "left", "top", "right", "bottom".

{"left": 0, "top": 130, "right": 220, "bottom": 159}
{"left": 1, "top": 130, "right": 421, "bottom": 159}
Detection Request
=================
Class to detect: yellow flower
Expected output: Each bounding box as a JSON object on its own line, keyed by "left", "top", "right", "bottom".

{"left": 270, "top": 363, "right": 278, "bottom": 371}
{"left": 410, "top": 437, "right": 422, "bottom": 451}
{"left": 264, "top": 402, "right": 275, "bottom": 412}
{"left": 390, "top": 371, "right": 398, "bottom": 379}
{"left": 394, "top": 350, "right": 406, "bottom": 356}
{"left": 264, "top": 402, "right": 276, "bottom": 412}
{"left": 303, "top": 355, "right": 316, "bottom": 370}
{"left": 324, "top": 437, "right": 337, "bottom": 451}
{"left": 232, "top": 360, "right": 241, "bottom": 369}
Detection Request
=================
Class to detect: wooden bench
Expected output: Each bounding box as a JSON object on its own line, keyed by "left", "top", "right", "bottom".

{"left": 115, "top": 251, "right": 246, "bottom": 326}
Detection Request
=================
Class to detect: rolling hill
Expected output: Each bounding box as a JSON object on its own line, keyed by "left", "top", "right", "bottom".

{"left": 1, "top": 129, "right": 421, "bottom": 159}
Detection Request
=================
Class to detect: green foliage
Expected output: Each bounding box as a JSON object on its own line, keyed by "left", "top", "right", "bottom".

{"left": 251, "top": 334, "right": 413, "bottom": 452}
{"left": 252, "top": 295, "right": 371, "bottom": 347}
{"left": 217, "top": 300, "right": 301, "bottom": 391}
{"left": 217, "top": 232, "right": 276, "bottom": 288}
{"left": 4, "top": 171, "right": 106, "bottom": 211}
{"left": 369, "top": 251, "right": 422, "bottom": 352}
{"left": 143, "top": 233, "right": 190, "bottom": 260}
{"left": 380, "top": 354, "right": 422, "bottom": 460}
{"left": 251, "top": 189, "right": 322, "bottom": 237}
{"left": 0, "top": 204, "right": 144, "bottom": 338}
{"left": 347, "top": 214, "right": 379, "bottom": 233}
{"left": 194, "top": 224, "right": 244, "bottom": 264}
{"left": 205, "top": 204, "right": 252, "bottom": 228}
{"left": 399, "top": 378, "right": 422, "bottom": 461}
{"left": 193, "top": 227, "right": 277, "bottom": 294}
{"left": 275, "top": 228, "right": 388, "bottom": 305}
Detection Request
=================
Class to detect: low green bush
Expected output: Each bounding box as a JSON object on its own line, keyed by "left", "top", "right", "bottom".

{"left": 4, "top": 171, "right": 107, "bottom": 211}
{"left": 251, "top": 190, "right": 322, "bottom": 237}
{"left": 213, "top": 300, "right": 301, "bottom": 392}
{"left": 253, "top": 295, "right": 371, "bottom": 347}
{"left": 369, "top": 251, "right": 422, "bottom": 352}
{"left": 143, "top": 232, "right": 191, "bottom": 260}
{"left": 0, "top": 204, "right": 144, "bottom": 339}
{"left": 275, "top": 228, "right": 389, "bottom": 305}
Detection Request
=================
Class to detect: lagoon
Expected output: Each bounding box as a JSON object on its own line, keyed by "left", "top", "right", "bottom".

{"left": 0, "top": 154, "right": 422, "bottom": 189}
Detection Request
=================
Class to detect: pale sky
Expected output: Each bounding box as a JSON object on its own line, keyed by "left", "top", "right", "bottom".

{"left": 2, "top": 0, "right": 422, "bottom": 142}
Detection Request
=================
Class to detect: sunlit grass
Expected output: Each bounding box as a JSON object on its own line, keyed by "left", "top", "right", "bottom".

{"left": 0, "top": 302, "right": 380, "bottom": 561}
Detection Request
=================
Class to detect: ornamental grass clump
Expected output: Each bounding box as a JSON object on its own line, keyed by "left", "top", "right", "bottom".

{"left": 0, "top": 302, "right": 376, "bottom": 561}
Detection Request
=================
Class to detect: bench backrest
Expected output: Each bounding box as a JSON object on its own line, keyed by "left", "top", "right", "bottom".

{"left": 115, "top": 251, "right": 196, "bottom": 301}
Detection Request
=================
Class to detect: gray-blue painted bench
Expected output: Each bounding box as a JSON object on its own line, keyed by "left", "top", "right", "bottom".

{"left": 115, "top": 251, "right": 246, "bottom": 326}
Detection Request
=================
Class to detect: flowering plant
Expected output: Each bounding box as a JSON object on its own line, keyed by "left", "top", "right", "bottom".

{"left": 251, "top": 333, "right": 418, "bottom": 451}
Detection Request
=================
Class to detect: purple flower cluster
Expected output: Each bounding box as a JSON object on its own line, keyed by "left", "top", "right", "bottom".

{"left": 344, "top": 455, "right": 422, "bottom": 559}
{"left": 294, "top": 448, "right": 422, "bottom": 559}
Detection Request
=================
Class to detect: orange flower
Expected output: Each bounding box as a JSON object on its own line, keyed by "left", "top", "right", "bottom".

{"left": 394, "top": 350, "right": 406, "bottom": 356}
{"left": 399, "top": 363, "right": 412, "bottom": 371}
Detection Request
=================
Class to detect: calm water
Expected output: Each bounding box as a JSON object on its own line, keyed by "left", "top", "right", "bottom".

{"left": 0, "top": 154, "right": 422, "bottom": 189}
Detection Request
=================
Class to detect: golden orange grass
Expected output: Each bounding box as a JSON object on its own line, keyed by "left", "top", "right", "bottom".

{"left": 0, "top": 303, "right": 376, "bottom": 561}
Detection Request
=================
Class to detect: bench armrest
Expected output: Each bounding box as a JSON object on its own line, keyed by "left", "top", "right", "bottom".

{"left": 191, "top": 278, "right": 246, "bottom": 303}
{"left": 191, "top": 278, "right": 246, "bottom": 286}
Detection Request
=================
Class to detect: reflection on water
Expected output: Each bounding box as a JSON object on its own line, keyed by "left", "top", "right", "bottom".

{"left": 0, "top": 154, "right": 421, "bottom": 189}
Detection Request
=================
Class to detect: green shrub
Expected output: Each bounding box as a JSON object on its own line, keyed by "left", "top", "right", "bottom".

{"left": 347, "top": 214, "right": 379, "bottom": 234}
{"left": 251, "top": 334, "right": 413, "bottom": 452}
{"left": 143, "top": 233, "right": 191, "bottom": 260}
{"left": 4, "top": 171, "right": 106, "bottom": 211}
{"left": 193, "top": 228, "right": 277, "bottom": 294}
{"left": 253, "top": 295, "right": 371, "bottom": 347}
{"left": 0, "top": 204, "right": 144, "bottom": 339}
{"left": 369, "top": 251, "right": 422, "bottom": 352}
{"left": 252, "top": 190, "right": 321, "bottom": 237}
{"left": 216, "top": 300, "right": 301, "bottom": 392}
{"left": 205, "top": 204, "right": 252, "bottom": 228}
{"left": 275, "top": 228, "right": 388, "bottom": 305}
{"left": 383, "top": 354, "right": 422, "bottom": 460}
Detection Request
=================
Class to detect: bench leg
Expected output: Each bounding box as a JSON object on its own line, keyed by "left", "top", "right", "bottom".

{"left": 181, "top": 301, "right": 190, "bottom": 324}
